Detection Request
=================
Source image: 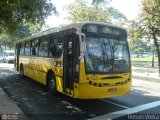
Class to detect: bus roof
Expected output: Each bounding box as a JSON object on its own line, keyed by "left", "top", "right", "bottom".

{"left": 15, "top": 22, "right": 126, "bottom": 43}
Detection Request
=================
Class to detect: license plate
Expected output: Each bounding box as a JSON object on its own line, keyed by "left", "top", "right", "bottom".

{"left": 108, "top": 88, "right": 117, "bottom": 92}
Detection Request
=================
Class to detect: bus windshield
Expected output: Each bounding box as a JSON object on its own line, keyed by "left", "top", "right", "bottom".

{"left": 85, "top": 36, "right": 130, "bottom": 74}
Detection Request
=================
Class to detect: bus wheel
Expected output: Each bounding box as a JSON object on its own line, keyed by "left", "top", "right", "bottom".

{"left": 20, "top": 65, "right": 24, "bottom": 78}
{"left": 48, "top": 73, "right": 57, "bottom": 96}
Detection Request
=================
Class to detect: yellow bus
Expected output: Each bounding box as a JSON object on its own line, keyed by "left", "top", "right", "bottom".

{"left": 14, "top": 22, "right": 131, "bottom": 99}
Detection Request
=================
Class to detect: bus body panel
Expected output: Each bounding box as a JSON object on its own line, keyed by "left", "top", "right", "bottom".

{"left": 18, "top": 56, "right": 64, "bottom": 91}
{"left": 55, "top": 76, "right": 63, "bottom": 92}
{"left": 79, "top": 62, "right": 88, "bottom": 83}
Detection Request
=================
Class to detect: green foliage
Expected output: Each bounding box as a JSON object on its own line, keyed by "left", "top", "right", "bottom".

{"left": 134, "top": 48, "right": 145, "bottom": 53}
{"left": 140, "top": 0, "right": 160, "bottom": 57}
{"left": 127, "top": 20, "right": 146, "bottom": 46}
{"left": 0, "top": 0, "right": 55, "bottom": 48}
{"left": 68, "top": 4, "right": 111, "bottom": 23}
{"left": 140, "top": 0, "right": 160, "bottom": 33}
{"left": 107, "top": 7, "right": 126, "bottom": 20}
{"left": 67, "top": 0, "right": 126, "bottom": 24}
{"left": 92, "top": 0, "right": 110, "bottom": 5}
{"left": 0, "top": 23, "right": 42, "bottom": 49}
{"left": 131, "top": 41, "right": 151, "bottom": 53}
{"left": 129, "top": 0, "right": 160, "bottom": 72}
{"left": 0, "top": 0, "right": 56, "bottom": 33}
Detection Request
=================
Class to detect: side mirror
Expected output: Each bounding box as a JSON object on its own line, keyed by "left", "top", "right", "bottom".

{"left": 57, "top": 45, "right": 63, "bottom": 50}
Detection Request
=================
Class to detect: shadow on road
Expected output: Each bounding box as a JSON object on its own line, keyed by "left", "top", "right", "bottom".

{"left": 0, "top": 67, "right": 160, "bottom": 120}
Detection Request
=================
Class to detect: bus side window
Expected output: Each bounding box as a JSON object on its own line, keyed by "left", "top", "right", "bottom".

{"left": 56, "top": 37, "right": 63, "bottom": 57}
{"left": 49, "top": 35, "right": 63, "bottom": 58}
{"left": 35, "top": 39, "right": 39, "bottom": 56}
{"left": 25, "top": 41, "right": 31, "bottom": 56}
{"left": 49, "top": 35, "right": 55, "bottom": 57}
{"left": 39, "top": 37, "right": 49, "bottom": 57}
{"left": 31, "top": 41, "right": 36, "bottom": 56}
{"left": 20, "top": 43, "right": 25, "bottom": 55}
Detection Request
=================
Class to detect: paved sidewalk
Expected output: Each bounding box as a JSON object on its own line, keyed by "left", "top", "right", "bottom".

{"left": 0, "top": 87, "right": 29, "bottom": 120}
{"left": 0, "top": 63, "right": 29, "bottom": 119}
{"left": 132, "top": 79, "right": 160, "bottom": 94}
{"left": 132, "top": 66, "right": 160, "bottom": 82}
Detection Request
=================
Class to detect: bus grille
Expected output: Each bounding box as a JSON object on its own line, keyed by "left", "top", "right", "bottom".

{"left": 89, "top": 78, "right": 131, "bottom": 87}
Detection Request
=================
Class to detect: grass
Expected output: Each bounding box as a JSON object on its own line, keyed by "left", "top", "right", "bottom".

{"left": 131, "top": 57, "right": 158, "bottom": 62}
{"left": 131, "top": 57, "right": 158, "bottom": 67}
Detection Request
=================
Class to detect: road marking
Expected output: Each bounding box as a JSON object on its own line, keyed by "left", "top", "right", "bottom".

{"left": 100, "top": 99, "right": 129, "bottom": 109}
{"left": 91, "top": 101, "right": 160, "bottom": 120}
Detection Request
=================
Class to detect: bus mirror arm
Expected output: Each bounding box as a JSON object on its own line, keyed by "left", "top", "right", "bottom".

{"left": 79, "top": 53, "right": 85, "bottom": 60}
{"left": 79, "top": 55, "right": 83, "bottom": 60}
{"left": 80, "top": 33, "right": 85, "bottom": 42}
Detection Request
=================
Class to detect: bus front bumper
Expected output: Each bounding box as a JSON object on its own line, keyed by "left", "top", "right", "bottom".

{"left": 75, "top": 81, "right": 132, "bottom": 99}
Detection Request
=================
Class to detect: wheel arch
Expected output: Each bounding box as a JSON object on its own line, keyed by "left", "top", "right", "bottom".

{"left": 46, "top": 69, "right": 59, "bottom": 95}
{"left": 20, "top": 63, "right": 23, "bottom": 69}
{"left": 46, "top": 69, "right": 56, "bottom": 86}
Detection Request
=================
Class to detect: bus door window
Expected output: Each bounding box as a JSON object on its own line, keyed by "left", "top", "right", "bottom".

{"left": 65, "top": 35, "right": 78, "bottom": 91}
{"left": 68, "top": 41, "right": 72, "bottom": 58}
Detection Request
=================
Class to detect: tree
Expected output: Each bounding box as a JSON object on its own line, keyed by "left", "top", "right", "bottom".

{"left": 0, "top": 0, "right": 56, "bottom": 34}
{"left": 67, "top": 4, "right": 111, "bottom": 23}
{"left": 92, "top": 0, "right": 111, "bottom": 5}
{"left": 134, "top": 48, "right": 145, "bottom": 58}
{"left": 67, "top": 0, "right": 126, "bottom": 24}
{"left": 0, "top": 23, "right": 42, "bottom": 51}
{"left": 131, "top": 41, "right": 151, "bottom": 58}
{"left": 139, "top": 0, "right": 160, "bottom": 75}
{"left": 107, "top": 7, "right": 126, "bottom": 20}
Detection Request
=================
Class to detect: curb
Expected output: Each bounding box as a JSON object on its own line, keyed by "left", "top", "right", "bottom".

{"left": 132, "top": 75, "right": 160, "bottom": 83}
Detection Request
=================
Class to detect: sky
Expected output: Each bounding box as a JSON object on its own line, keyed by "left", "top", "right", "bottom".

{"left": 111, "top": 0, "right": 141, "bottom": 20}
{"left": 46, "top": 0, "right": 141, "bottom": 27}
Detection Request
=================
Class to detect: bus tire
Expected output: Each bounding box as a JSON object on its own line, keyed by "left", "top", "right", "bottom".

{"left": 47, "top": 72, "right": 57, "bottom": 96}
{"left": 20, "top": 64, "right": 25, "bottom": 78}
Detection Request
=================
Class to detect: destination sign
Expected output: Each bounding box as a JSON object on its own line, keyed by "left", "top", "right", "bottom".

{"left": 82, "top": 24, "right": 126, "bottom": 36}
{"left": 102, "top": 27, "right": 120, "bottom": 36}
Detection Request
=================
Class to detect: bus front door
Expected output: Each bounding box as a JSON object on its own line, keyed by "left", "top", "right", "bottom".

{"left": 63, "top": 34, "right": 79, "bottom": 95}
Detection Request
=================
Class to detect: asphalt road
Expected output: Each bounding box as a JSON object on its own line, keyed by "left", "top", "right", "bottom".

{"left": 0, "top": 59, "right": 160, "bottom": 120}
